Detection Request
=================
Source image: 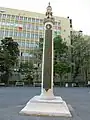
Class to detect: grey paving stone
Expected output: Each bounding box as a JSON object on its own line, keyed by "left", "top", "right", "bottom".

{"left": 0, "top": 87, "right": 90, "bottom": 120}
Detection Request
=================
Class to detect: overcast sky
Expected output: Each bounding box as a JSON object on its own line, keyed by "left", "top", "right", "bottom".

{"left": 0, "top": 0, "right": 90, "bottom": 35}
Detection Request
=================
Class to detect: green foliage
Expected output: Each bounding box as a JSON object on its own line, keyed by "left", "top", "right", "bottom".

{"left": 0, "top": 37, "right": 19, "bottom": 84}
{"left": 0, "top": 37, "right": 19, "bottom": 69}
{"left": 54, "top": 61, "right": 70, "bottom": 76}
{"left": 19, "top": 61, "right": 34, "bottom": 73}
{"left": 33, "top": 35, "right": 70, "bottom": 82}
{"left": 19, "top": 61, "right": 34, "bottom": 85}
{"left": 71, "top": 33, "right": 90, "bottom": 82}
{"left": 54, "top": 35, "right": 68, "bottom": 55}
{"left": 54, "top": 35, "right": 70, "bottom": 81}
{"left": 32, "top": 38, "right": 43, "bottom": 64}
{"left": 1, "top": 37, "right": 19, "bottom": 57}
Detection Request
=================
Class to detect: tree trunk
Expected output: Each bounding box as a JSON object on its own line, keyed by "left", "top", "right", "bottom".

{"left": 2, "top": 72, "right": 9, "bottom": 86}
{"left": 60, "top": 75, "right": 62, "bottom": 87}
{"left": 85, "top": 68, "right": 88, "bottom": 85}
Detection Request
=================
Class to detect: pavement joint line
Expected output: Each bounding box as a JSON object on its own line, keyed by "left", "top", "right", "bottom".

{"left": 68, "top": 104, "right": 83, "bottom": 120}
{"left": 0, "top": 104, "right": 25, "bottom": 111}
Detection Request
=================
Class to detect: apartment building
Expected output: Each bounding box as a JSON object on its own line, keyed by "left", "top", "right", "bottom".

{"left": 0, "top": 7, "right": 72, "bottom": 62}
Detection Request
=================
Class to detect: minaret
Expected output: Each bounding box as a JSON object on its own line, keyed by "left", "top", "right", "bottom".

{"left": 40, "top": 2, "right": 55, "bottom": 99}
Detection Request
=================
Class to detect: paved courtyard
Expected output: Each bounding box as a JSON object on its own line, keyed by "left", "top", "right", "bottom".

{"left": 0, "top": 87, "right": 90, "bottom": 120}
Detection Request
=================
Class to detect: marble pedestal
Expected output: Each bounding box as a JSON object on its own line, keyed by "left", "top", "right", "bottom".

{"left": 20, "top": 95, "right": 72, "bottom": 117}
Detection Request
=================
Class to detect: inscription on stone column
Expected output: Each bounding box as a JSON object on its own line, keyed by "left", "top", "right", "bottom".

{"left": 43, "top": 28, "right": 52, "bottom": 91}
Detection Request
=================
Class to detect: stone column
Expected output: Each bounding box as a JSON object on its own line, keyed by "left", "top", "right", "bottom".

{"left": 40, "top": 3, "right": 55, "bottom": 99}
{"left": 20, "top": 3, "right": 72, "bottom": 117}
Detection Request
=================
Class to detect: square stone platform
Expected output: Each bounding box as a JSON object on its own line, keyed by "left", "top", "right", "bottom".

{"left": 20, "top": 95, "right": 72, "bottom": 118}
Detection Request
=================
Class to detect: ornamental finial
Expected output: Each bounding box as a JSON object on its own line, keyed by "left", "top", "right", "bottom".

{"left": 44, "top": 2, "right": 55, "bottom": 24}
{"left": 48, "top": 2, "right": 50, "bottom": 6}
{"left": 46, "top": 2, "right": 52, "bottom": 18}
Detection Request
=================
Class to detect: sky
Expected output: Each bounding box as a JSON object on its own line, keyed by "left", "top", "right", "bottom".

{"left": 0, "top": 0, "right": 90, "bottom": 35}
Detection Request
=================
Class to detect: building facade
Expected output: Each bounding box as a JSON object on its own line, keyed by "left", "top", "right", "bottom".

{"left": 0, "top": 7, "right": 72, "bottom": 62}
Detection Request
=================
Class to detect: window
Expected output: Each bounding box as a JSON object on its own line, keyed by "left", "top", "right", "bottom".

{"left": 58, "top": 22, "right": 60, "bottom": 25}
{"left": 21, "top": 42, "right": 25, "bottom": 47}
{"left": 22, "top": 33, "right": 26, "bottom": 38}
{"left": 70, "top": 31, "right": 72, "bottom": 35}
{"left": 28, "top": 17, "right": 31, "bottom": 21}
{"left": 29, "top": 43, "right": 37, "bottom": 48}
{"left": 35, "top": 26, "right": 39, "bottom": 30}
{"left": 32, "top": 18, "right": 35, "bottom": 22}
{"left": 9, "top": 31, "right": 13, "bottom": 36}
{"left": 39, "top": 26, "right": 44, "bottom": 30}
{"left": 70, "top": 19, "right": 72, "bottom": 28}
{"left": 11, "top": 15, "right": 15, "bottom": 19}
{"left": 2, "top": 14, "right": 6, "bottom": 18}
{"left": 27, "top": 33, "right": 30, "bottom": 38}
{"left": 0, "top": 14, "right": 2, "bottom": 18}
{"left": 54, "top": 26, "right": 57, "bottom": 30}
{"left": 26, "top": 42, "right": 29, "bottom": 48}
{"left": 23, "top": 52, "right": 29, "bottom": 57}
{"left": 35, "top": 43, "right": 39, "bottom": 48}
{"left": 29, "top": 43, "right": 33, "bottom": 47}
{"left": 70, "top": 24, "right": 72, "bottom": 28}
{"left": 55, "top": 22, "right": 57, "bottom": 25}
{"left": 31, "top": 24, "right": 34, "bottom": 30}
{"left": 36, "top": 19, "right": 39, "bottom": 23}
{"left": 14, "top": 32, "right": 18, "bottom": 37}
{"left": 18, "top": 42, "right": 21, "bottom": 47}
{"left": 39, "top": 34, "right": 43, "bottom": 38}
{"left": 27, "top": 24, "right": 31, "bottom": 29}
{"left": 5, "top": 31, "right": 8, "bottom": 36}
{"left": 40, "top": 19, "right": 43, "bottom": 23}
{"left": 57, "top": 26, "right": 61, "bottom": 30}
{"left": 7, "top": 14, "right": 11, "bottom": 18}
{"left": 20, "top": 16, "right": 23, "bottom": 20}
{"left": 31, "top": 33, "right": 34, "bottom": 39}
{"left": 18, "top": 32, "right": 22, "bottom": 38}
{"left": 16, "top": 16, "right": 19, "bottom": 20}
{"left": 70, "top": 19, "right": 72, "bottom": 24}
{"left": 24, "top": 17, "right": 27, "bottom": 21}
{"left": 29, "top": 54, "right": 33, "bottom": 57}
{"left": 0, "top": 30, "right": 4, "bottom": 37}
{"left": 6, "top": 22, "right": 9, "bottom": 27}
{"left": 35, "top": 34, "right": 38, "bottom": 39}
{"left": 0, "top": 30, "right": 1, "bottom": 36}
{"left": 18, "top": 42, "right": 25, "bottom": 47}
{"left": 23, "top": 24, "right": 27, "bottom": 29}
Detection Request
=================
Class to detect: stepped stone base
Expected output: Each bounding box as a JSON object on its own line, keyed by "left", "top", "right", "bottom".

{"left": 20, "top": 95, "right": 72, "bottom": 117}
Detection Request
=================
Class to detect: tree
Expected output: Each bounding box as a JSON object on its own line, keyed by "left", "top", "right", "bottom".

{"left": 19, "top": 61, "right": 34, "bottom": 85}
{"left": 54, "top": 35, "right": 70, "bottom": 82}
{"left": 71, "top": 33, "right": 90, "bottom": 84}
{"left": 33, "top": 38, "right": 43, "bottom": 64}
{"left": 54, "top": 61, "right": 70, "bottom": 81}
{"left": 32, "top": 36, "right": 70, "bottom": 83}
{"left": 0, "top": 37, "right": 19, "bottom": 85}
{"left": 54, "top": 35, "right": 68, "bottom": 57}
